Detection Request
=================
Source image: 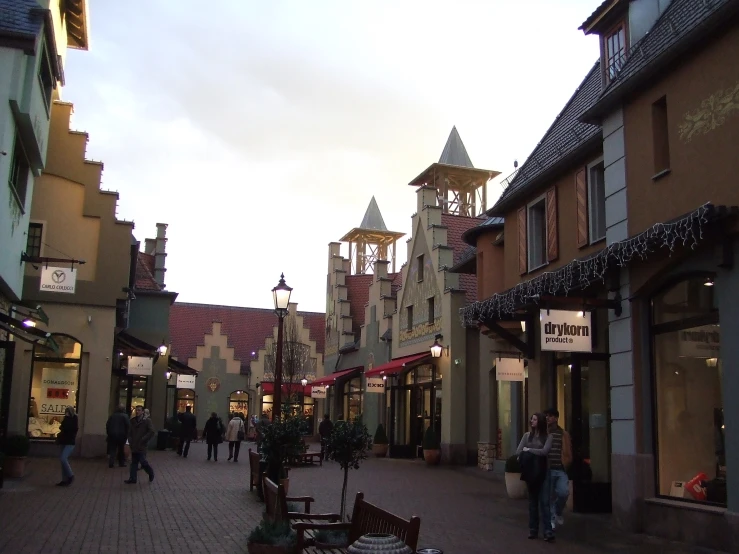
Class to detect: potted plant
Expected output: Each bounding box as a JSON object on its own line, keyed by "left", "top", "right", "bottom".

{"left": 504, "top": 454, "right": 527, "bottom": 499}
{"left": 260, "top": 411, "right": 304, "bottom": 497}
{"left": 313, "top": 529, "right": 350, "bottom": 549}
{"left": 422, "top": 426, "right": 440, "bottom": 465}
{"left": 327, "top": 416, "right": 373, "bottom": 521}
{"left": 247, "top": 520, "right": 296, "bottom": 554}
{"left": 2, "top": 434, "right": 30, "bottom": 478}
{"left": 372, "top": 424, "right": 389, "bottom": 457}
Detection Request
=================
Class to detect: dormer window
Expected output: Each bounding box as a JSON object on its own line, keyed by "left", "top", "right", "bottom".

{"left": 604, "top": 23, "right": 627, "bottom": 82}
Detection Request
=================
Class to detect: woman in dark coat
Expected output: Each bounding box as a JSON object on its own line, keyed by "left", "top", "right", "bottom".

{"left": 57, "top": 406, "right": 78, "bottom": 486}
{"left": 202, "top": 412, "right": 224, "bottom": 461}
{"left": 516, "top": 412, "right": 553, "bottom": 541}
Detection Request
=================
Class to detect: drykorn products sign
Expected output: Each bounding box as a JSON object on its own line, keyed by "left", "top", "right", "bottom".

{"left": 40, "top": 266, "right": 76, "bottom": 294}
{"left": 540, "top": 309, "right": 593, "bottom": 352}
{"left": 366, "top": 377, "right": 385, "bottom": 393}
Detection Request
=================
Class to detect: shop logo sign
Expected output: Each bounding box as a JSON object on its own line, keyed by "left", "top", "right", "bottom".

{"left": 366, "top": 377, "right": 385, "bottom": 393}
{"left": 40, "top": 266, "right": 76, "bottom": 294}
{"left": 311, "top": 386, "right": 327, "bottom": 399}
{"left": 206, "top": 377, "right": 220, "bottom": 392}
{"left": 176, "top": 374, "right": 196, "bottom": 389}
{"left": 128, "top": 356, "right": 153, "bottom": 376}
{"left": 495, "top": 357, "right": 525, "bottom": 382}
{"left": 540, "top": 309, "right": 592, "bottom": 352}
{"left": 678, "top": 325, "right": 720, "bottom": 358}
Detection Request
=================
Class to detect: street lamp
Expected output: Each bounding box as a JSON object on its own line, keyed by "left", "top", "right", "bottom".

{"left": 430, "top": 334, "right": 447, "bottom": 358}
{"left": 158, "top": 340, "right": 168, "bottom": 355}
{"left": 271, "top": 273, "right": 293, "bottom": 421}
{"left": 301, "top": 376, "right": 308, "bottom": 387}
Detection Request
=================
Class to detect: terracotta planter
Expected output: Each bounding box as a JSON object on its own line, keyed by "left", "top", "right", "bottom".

{"left": 504, "top": 472, "right": 527, "bottom": 499}
{"left": 423, "top": 449, "right": 440, "bottom": 465}
{"left": 372, "top": 443, "right": 388, "bottom": 457}
{"left": 247, "top": 542, "right": 293, "bottom": 554}
{"left": 3, "top": 456, "right": 27, "bottom": 478}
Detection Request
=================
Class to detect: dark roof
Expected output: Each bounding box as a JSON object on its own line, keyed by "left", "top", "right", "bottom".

{"left": 438, "top": 126, "right": 474, "bottom": 168}
{"left": 0, "top": 0, "right": 44, "bottom": 38}
{"left": 462, "top": 216, "right": 505, "bottom": 246}
{"left": 490, "top": 61, "right": 602, "bottom": 215}
{"left": 581, "top": 0, "right": 737, "bottom": 122}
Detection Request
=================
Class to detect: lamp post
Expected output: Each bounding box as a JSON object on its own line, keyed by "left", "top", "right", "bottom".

{"left": 271, "top": 273, "right": 292, "bottom": 421}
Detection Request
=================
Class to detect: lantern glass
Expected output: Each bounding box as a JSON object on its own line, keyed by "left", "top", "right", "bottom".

{"left": 430, "top": 340, "right": 443, "bottom": 358}
{"left": 272, "top": 273, "right": 293, "bottom": 312}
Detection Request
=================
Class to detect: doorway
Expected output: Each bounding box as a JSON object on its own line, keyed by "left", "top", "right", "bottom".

{"left": 555, "top": 353, "right": 612, "bottom": 513}
{"left": 389, "top": 363, "right": 441, "bottom": 458}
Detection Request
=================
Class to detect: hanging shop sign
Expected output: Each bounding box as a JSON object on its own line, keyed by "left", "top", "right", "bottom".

{"left": 39, "top": 366, "right": 77, "bottom": 416}
{"left": 311, "top": 386, "right": 327, "bottom": 399}
{"left": 176, "top": 374, "right": 196, "bottom": 389}
{"left": 366, "top": 377, "right": 385, "bottom": 393}
{"left": 495, "top": 358, "right": 525, "bottom": 382}
{"left": 540, "top": 309, "right": 593, "bottom": 353}
{"left": 128, "top": 356, "right": 153, "bottom": 376}
{"left": 40, "top": 266, "right": 76, "bottom": 294}
{"left": 678, "top": 324, "right": 720, "bottom": 358}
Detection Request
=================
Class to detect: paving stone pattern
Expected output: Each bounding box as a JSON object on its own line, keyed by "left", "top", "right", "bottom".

{"left": 0, "top": 441, "right": 725, "bottom": 554}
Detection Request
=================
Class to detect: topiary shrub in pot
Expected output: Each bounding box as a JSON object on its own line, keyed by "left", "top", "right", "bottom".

{"left": 371, "top": 424, "right": 389, "bottom": 457}
{"left": 504, "top": 454, "right": 527, "bottom": 499}
{"left": 313, "top": 529, "right": 350, "bottom": 549}
{"left": 422, "top": 426, "right": 440, "bottom": 465}
{"left": 247, "top": 520, "right": 297, "bottom": 554}
{"left": 2, "top": 434, "right": 30, "bottom": 478}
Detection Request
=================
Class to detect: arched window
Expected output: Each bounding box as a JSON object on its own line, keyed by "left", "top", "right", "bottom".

{"left": 177, "top": 389, "right": 196, "bottom": 414}
{"left": 28, "top": 334, "right": 82, "bottom": 439}
{"left": 651, "top": 274, "right": 724, "bottom": 505}
{"left": 229, "top": 390, "right": 249, "bottom": 418}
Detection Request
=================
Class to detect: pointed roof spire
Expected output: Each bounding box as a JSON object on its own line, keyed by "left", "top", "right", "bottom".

{"left": 359, "top": 196, "right": 387, "bottom": 231}
{"left": 438, "top": 126, "right": 474, "bottom": 168}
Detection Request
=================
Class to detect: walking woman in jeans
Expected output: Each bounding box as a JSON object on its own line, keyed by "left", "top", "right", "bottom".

{"left": 56, "top": 406, "right": 78, "bottom": 486}
{"left": 516, "top": 412, "right": 554, "bottom": 541}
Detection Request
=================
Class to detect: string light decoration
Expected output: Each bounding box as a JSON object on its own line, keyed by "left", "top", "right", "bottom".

{"left": 460, "top": 203, "right": 713, "bottom": 326}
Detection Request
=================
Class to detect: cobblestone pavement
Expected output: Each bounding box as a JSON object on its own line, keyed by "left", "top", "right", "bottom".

{"left": 0, "top": 441, "right": 725, "bottom": 554}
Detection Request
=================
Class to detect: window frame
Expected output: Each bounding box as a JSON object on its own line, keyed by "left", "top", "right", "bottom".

{"left": 587, "top": 157, "right": 606, "bottom": 244}
{"left": 417, "top": 254, "right": 424, "bottom": 282}
{"left": 37, "top": 38, "right": 55, "bottom": 110}
{"left": 603, "top": 21, "right": 628, "bottom": 84}
{"left": 526, "top": 193, "right": 548, "bottom": 271}
{"left": 9, "top": 131, "right": 30, "bottom": 211}
{"left": 427, "top": 296, "right": 435, "bottom": 325}
{"left": 406, "top": 305, "right": 413, "bottom": 332}
{"left": 26, "top": 222, "right": 44, "bottom": 258}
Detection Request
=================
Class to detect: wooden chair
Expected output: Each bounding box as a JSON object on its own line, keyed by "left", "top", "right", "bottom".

{"left": 293, "top": 492, "right": 421, "bottom": 553}
{"left": 262, "top": 477, "right": 342, "bottom": 528}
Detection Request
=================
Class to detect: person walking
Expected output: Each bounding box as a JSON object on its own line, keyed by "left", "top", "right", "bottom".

{"left": 125, "top": 405, "right": 155, "bottom": 484}
{"left": 106, "top": 405, "right": 130, "bottom": 468}
{"left": 225, "top": 412, "right": 245, "bottom": 462}
{"left": 516, "top": 412, "right": 554, "bottom": 542}
{"left": 203, "top": 412, "right": 224, "bottom": 461}
{"left": 255, "top": 412, "right": 270, "bottom": 451}
{"left": 247, "top": 414, "right": 257, "bottom": 441}
{"left": 56, "top": 406, "right": 78, "bottom": 486}
{"left": 177, "top": 405, "right": 197, "bottom": 458}
{"left": 545, "top": 408, "right": 572, "bottom": 530}
{"left": 318, "top": 413, "right": 333, "bottom": 461}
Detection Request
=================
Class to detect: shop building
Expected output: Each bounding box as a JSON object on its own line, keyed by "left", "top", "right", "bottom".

{"left": 462, "top": 0, "right": 739, "bottom": 549}
{"left": 169, "top": 302, "right": 325, "bottom": 433}
{"left": 0, "top": 0, "right": 89, "bottom": 441}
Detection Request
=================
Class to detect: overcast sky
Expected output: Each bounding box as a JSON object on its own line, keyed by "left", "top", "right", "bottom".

{"left": 61, "top": 0, "right": 600, "bottom": 313}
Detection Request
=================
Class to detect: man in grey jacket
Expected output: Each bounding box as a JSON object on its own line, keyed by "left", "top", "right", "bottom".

{"left": 125, "top": 406, "right": 155, "bottom": 484}
{"left": 106, "top": 405, "right": 130, "bottom": 468}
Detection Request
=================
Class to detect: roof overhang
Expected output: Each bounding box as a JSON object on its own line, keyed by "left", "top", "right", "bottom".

{"left": 339, "top": 228, "right": 405, "bottom": 244}
{"left": 364, "top": 353, "right": 430, "bottom": 379}
{"left": 408, "top": 162, "right": 498, "bottom": 188}
{"left": 116, "top": 330, "right": 159, "bottom": 357}
{"left": 310, "top": 366, "right": 362, "bottom": 387}
{"left": 64, "top": 0, "right": 90, "bottom": 50}
{"left": 0, "top": 312, "right": 58, "bottom": 352}
{"left": 579, "top": 0, "right": 628, "bottom": 35}
{"left": 168, "top": 356, "right": 198, "bottom": 376}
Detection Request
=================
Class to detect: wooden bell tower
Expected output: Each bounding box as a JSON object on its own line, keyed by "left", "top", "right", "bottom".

{"left": 340, "top": 197, "right": 405, "bottom": 274}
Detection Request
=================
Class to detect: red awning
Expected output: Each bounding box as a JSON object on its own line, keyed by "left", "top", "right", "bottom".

{"left": 364, "top": 353, "right": 430, "bottom": 378}
{"left": 310, "top": 366, "right": 362, "bottom": 387}
{"left": 260, "top": 382, "right": 311, "bottom": 396}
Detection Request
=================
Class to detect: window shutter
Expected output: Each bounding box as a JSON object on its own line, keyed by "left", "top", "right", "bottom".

{"left": 546, "top": 187, "right": 558, "bottom": 262}
{"left": 518, "top": 207, "right": 527, "bottom": 275}
{"left": 575, "top": 168, "right": 589, "bottom": 248}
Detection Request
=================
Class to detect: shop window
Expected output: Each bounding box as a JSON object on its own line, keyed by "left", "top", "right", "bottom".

{"left": 261, "top": 394, "right": 274, "bottom": 420}
{"left": 343, "top": 377, "right": 362, "bottom": 421}
{"left": 27, "top": 334, "right": 82, "bottom": 439}
{"left": 117, "top": 376, "right": 149, "bottom": 417}
{"left": 176, "top": 389, "right": 196, "bottom": 415}
{"left": 228, "top": 390, "right": 249, "bottom": 418}
{"left": 651, "top": 275, "right": 724, "bottom": 505}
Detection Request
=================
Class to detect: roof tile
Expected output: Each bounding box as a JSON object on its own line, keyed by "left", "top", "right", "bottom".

{"left": 134, "top": 252, "right": 162, "bottom": 292}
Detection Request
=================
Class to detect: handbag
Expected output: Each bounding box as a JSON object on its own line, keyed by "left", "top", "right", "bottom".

{"left": 237, "top": 421, "right": 245, "bottom": 441}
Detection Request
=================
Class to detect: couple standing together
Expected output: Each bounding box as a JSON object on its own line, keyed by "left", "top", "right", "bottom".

{"left": 516, "top": 408, "right": 572, "bottom": 543}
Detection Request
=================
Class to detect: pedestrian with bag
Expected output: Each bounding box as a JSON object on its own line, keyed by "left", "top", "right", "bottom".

{"left": 56, "top": 406, "right": 78, "bottom": 486}
{"left": 516, "top": 412, "right": 554, "bottom": 542}
{"left": 106, "top": 404, "right": 130, "bottom": 468}
{"left": 225, "top": 412, "right": 245, "bottom": 462}
{"left": 203, "top": 412, "right": 224, "bottom": 461}
{"left": 125, "top": 405, "right": 155, "bottom": 484}
{"left": 177, "top": 405, "right": 197, "bottom": 458}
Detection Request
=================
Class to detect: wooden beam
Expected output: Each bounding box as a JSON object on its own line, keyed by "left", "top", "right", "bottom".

{"left": 481, "top": 319, "right": 534, "bottom": 359}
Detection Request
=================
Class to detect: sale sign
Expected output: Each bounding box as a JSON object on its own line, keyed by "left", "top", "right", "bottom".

{"left": 39, "top": 366, "right": 77, "bottom": 416}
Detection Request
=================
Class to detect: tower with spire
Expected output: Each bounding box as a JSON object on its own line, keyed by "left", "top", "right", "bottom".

{"left": 339, "top": 196, "right": 405, "bottom": 275}
{"left": 408, "top": 126, "right": 500, "bottom": 216}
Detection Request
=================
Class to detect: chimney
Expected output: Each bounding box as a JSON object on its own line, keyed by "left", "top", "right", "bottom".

{"left": 144, "top": 239, "right": 156, "bottom": 255}
{"left": 154, "top": 223, "right": 168, "bottom": 288}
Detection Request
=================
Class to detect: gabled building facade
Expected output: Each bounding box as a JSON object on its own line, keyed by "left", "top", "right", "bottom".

{"left": 463, "top": 0, "right": 739, "bottom": 549}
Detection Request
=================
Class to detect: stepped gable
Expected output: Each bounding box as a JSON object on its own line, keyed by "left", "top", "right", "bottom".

{"left": 345, "top": 274, "right": 374, "bottom": 327}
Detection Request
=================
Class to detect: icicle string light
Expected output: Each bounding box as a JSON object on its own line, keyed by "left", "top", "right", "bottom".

{"left": 460, "top": 203, "right": 711, "bottom": 326}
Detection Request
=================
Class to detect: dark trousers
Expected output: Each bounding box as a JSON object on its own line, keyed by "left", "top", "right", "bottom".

{"left": 207, "top": 442, "right": 219, "bottom": 460}
{"left": 527, "top": 475, "right": 553, "bottom": 537}
{"left": 177, "top": 437, "right": 192, "bottom": 457}
{"left": 320, "top": 437, "right": 329, "bottom": 460}
{"left": 228, "top": 441, "right": 241, "bottom": 461}
{"left": 108, "top": 438, "right": 126, "bottom": 467}
{"left": 129, "top": 452, "right": 153, "bottom": 482}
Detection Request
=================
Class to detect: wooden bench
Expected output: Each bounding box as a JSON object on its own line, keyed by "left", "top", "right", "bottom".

{"left": 293, "top": 492, "right": 421, "bottom": 553}
{"left": 248, "top": 448, "right": 260, "bottom": 492}
{"left": 292, "top": 451, "right": 323, "bottom": 467}
{"left": 262, "top": 477, "right": 341, "bottom": 529}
